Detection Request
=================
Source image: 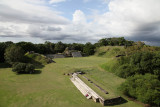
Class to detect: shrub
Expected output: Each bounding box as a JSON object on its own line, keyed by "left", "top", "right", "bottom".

{"left": 12, "top": 63, "right": 35, "bottom": 74}
{"left": 25, "top": 64, "right": 35, "bottom": 73}
{"left": 120, "top": 74, "right": 160, "bottom": 105}
{"left": 116, "top": 64, "right": 132, "bottom": 78}
{"left": 116, "top": 52, "right": 160, "bottom": 78}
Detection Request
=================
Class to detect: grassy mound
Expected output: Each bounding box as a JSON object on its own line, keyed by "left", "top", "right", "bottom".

{"left": 100, "top": 58, "right": 119, "bottom": 73}
{"left": 95, "top": 46, "right": 125, "bottom": 58}
{"left": 94, "top": 46, "right": 124, "bottom": 73}
{"left": 25, "top": 52, "right": 53, "bottom": 66}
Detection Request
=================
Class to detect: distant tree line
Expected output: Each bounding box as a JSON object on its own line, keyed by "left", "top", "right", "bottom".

{"left": 0, "top": 37, "right": 133, "bottom": 63}
{"left": 95, "top": 37, "right": 133, "bottom": 47}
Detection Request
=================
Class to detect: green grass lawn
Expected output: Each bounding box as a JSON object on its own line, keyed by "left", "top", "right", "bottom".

{"left": 0, "top": 57, "right": 142, "bottom": 107}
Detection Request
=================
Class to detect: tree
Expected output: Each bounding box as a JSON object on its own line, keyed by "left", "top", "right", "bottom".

{"left": 71, "top": 43, "right": 84, "bottom": 51}
{"left": 54, "top": 41, "right": 66, "bottom": 53}
{"left": 0, "top": 41, "right": 13, "bottom": 63}
{"left": 44, "top": 41, "right": 55, "bottom": 54}
{"left": 4, "top": 45, "right": 25, "bottom": 64}
{"left": 35, "top": 44, "right": 46, "bottom": 54}
{"left": 98, "top": 38, "right": 108, "bottom": 46}
{"left": 83, "top": 42, "right": 95, "bottom": 56}
{"left": 16, "top": 42, "right": 36, "bottom": 53}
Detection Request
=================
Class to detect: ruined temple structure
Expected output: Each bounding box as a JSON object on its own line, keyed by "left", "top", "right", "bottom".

{"left": 71, "top": 52, "right": 82, "bottom": 57}
{"left": 45, "top": 54, "right": 65, "bottom": 59}
{"left": 70, "top": 73, "right": 123, "bottom": 106}
{"left": 45, "top": 47, "right": 83, "bottom": 59}
{"left": 64, "top": 47, "right": 82, "bottom": 57}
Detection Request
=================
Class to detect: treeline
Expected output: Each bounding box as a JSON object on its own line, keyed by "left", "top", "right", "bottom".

{"left": 0, "top": 37, "right": 133, "bottom": 63}
{"left": 102, "top": 43, "right": 160, "bottom": 106}
{"left": 95, "top": 37, "right": 133, "bottom": 47}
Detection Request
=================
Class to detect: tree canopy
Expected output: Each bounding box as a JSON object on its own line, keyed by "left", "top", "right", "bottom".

{"left": 4, "top": 45, "right": 25, "bottom": 64}
{"left": 120, "top": 74, "right": 160, "bottom": 105}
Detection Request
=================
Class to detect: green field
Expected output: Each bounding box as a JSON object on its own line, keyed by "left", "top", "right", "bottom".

{"left": 0, "top": 57, "right": 142, "bottom": 107}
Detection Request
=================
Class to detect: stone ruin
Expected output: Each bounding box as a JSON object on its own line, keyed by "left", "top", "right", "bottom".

{"left": 45, "top": 47, "right": 83, "bottom": 59}
{"left": 70, "top": 73, "right": 123, "bottom": 106}
{"left": 53, "top": 54, "right": 65, "bottom": 58}
{"left": 71, "top": 52, "right": 82, "bottom": 58}
{"left": 64, "top": 47, "right": 82, "bottom": 57}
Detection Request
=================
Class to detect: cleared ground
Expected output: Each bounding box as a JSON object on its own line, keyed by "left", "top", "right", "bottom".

{"left": 0, "top": 57, "right": 142, "bottom": 107}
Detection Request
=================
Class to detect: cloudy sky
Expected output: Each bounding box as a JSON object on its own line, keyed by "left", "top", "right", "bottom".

{"left": 0, "top": 0, "right": 160, "bottom": 45}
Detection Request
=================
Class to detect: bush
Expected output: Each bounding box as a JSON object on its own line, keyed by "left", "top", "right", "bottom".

{"left": 116, "top": 52, "right": 160, "bottom": 78}
{"left": 25, "top": 64, "right": 35, "bottom": 73}
{"left": 116, "top": 64, "right": 132, "bottom": 78}
{"left": 120, "top": 74, "right": 160, "bottom": 105}
{"left": 12, "top": 63, "right": 35, "bottom": 74}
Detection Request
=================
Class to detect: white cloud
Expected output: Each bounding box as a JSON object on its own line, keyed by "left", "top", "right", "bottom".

{"left": 0, "top": 0, "right": 70, "bottom": 41}
{"left": 73, "top": 10, "right": 87, "bottom": 24}
{"left": 88, "top": 0, "right": 160, "bottom": 42}
{"left": 0, "top": 0, "right": 160, "bottom": 45}
{"left": 67, "top": 0, "right": 160, "bottom": 43}
{"left": 49, "top": 0, "right": 66, "bottom": 4}
{"left": 0, "top": 0, "right": 69, "bottom": 24}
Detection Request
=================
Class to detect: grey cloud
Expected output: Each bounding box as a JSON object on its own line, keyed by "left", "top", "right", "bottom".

{"left": 46, "top": 26, "right": 61, "bottom": 31}
{"left": 0, "top": 0, "right": 160, "bottom": 46}
{"left": 0, "top": 4, "right": 69, "bottom": 25}
{"left": 0, "top": 34, "right": 23, "bottom": 38}
{"left": 44, "top": 34, "right": 71, "bottom": 40}
{"left": 128, "top": 22, "right": 160, "bottom": 43}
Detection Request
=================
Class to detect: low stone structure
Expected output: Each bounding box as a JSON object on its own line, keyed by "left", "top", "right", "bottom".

{"left": 64, "top": 47, "right": 83, "bottom": 57}
{"left": 70, "top": 73, "right": 103, "bottom": 102}
{"left": 45, "top": 54, "right": 65, "bottom": 59}
{"left": 45, "top": 54, "right": 55, "bottom": 59}
{"left": 70, "top": 73, "right": 123, "bottom": 106}
{"left": 83, "top": 76, "right": 108, "bottom": 94}
{"left": 71, "top": 52, "right": 82, "bottom": 58}
{"left": 53, "top": 54, "right": 65, "bottom": 58}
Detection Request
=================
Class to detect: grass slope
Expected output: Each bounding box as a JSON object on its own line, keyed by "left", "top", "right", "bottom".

{"left": 95, "top": 46, "right": 125, "bottom": 58}
{"left": 0, "top": 57, "right": 142, "bottom": 107}
{"left": 25, "top": 52, "right": 52, "bottom": 65}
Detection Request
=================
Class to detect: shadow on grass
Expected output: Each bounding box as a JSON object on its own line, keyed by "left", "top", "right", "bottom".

{"left": 104, "top": 97, "right": 128, "bottom": 106}
{"left": 24, "top": 57, "right": 45, "bottom": 69}
{"left": 32, "top": 70, "right": 42, "bottom": 74}
{"left": 0, "top": 63, "right": 11, "bottom": 68}
{"left": 16, "top": 70, "right": 42, "bottom": 75}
